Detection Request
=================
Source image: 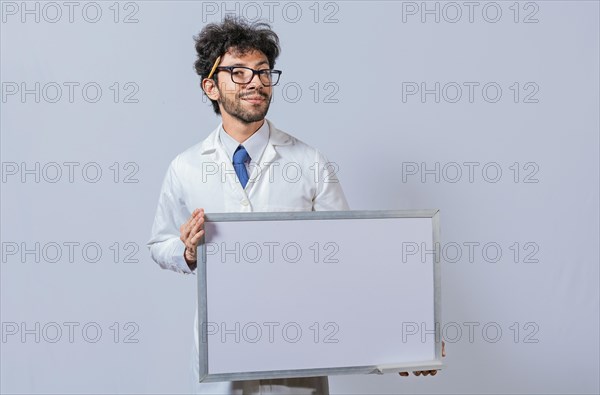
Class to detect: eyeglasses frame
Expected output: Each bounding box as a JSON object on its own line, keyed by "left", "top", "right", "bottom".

{"left": 205, "top": 55, "right": 282, "bottom": 86}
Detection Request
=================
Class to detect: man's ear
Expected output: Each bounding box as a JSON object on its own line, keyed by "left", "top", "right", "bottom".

{"left": 202, "top": 78, "right": 220, "bottom": 101}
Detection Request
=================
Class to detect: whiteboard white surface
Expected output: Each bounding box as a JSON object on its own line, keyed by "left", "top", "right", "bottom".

{"left": 198, "top": 210, "right": 442, "bottom": 381}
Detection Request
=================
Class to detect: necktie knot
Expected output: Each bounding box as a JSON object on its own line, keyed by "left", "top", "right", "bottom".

{"left": 233, "top": 145, "right": 250, "bottom": 166}
{"left": 233, "top": 145, "right": 250, "bottom": 188}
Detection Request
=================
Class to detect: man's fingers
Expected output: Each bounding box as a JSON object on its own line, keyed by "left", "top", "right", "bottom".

{"left": 189, "top": 218, "right": 205, "bottom": 243}
{"left": 190, "top": 229, "right": 205, "bottom": 246}
{"left": 400, "top": 369, "right": 439, "bottom": 378}
{"left": 186, "top": 228, "right": 204, "bottom": 249}
{"left": 442, "top": 340, "right": 446, "bottom": 357}
{"left": 186, "top": 209, "right": 203, "bottom": 228}
{"left": 180, "top": 209, "right": 206, "bottom": 262}
{"left": 180, "top": 225, "right": 190, "bottom": 243}
{"left": 184, "top": 212, "right": 203, "bottom": 236}
{"left": 192, "top": 215, "right": 205, "bottom": 232}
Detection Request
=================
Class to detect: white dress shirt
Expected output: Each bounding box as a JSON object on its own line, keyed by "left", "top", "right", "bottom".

{"left": 219, "top": 120, "right": 269, "bottom": 189}
{"left": 147, "top": 119, "right": 349, "bottom": 394}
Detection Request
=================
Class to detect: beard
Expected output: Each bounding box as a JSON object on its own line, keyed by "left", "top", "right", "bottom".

{"left": 218, "top": 89, "right": 271, "bottom": 124}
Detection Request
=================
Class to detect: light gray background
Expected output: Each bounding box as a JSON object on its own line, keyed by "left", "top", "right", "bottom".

{"left": 1, "top": 1, "right": 599, "bottom": 394}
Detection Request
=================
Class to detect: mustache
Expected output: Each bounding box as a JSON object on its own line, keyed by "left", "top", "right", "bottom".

{"left": 239, "top": 91, "right": 269, "bottom": 99}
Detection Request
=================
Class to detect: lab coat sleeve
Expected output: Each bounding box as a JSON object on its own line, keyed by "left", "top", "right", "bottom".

{"left": 312, "top": 150, "right": 350, "bottom": 211}
{"left": 147, "top": 157, "right": 194, "bottom": 274}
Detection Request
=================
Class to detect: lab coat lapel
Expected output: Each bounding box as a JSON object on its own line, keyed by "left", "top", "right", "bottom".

{"left": 202, "top": 126, "right": 248, "bottom": 201}
{"left": 247, "top": 118, "right": 295, "bottom": 195}
{"left": 216, "top": 144, "right": 248, "bottom": 199}
{"left": 246, "top": 142, "right": 279, "bottom": 193}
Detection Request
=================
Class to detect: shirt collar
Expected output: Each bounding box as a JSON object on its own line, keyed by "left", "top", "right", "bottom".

{"left": 218, "top": 120, "right": 270, "bottom": 163}
{"left": 200, "top": 119, "right": 292, "bottom": 155}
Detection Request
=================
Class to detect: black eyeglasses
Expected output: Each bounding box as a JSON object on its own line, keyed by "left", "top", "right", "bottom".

{"left": 215, "top": 66, "right": 282, "bottom": 86}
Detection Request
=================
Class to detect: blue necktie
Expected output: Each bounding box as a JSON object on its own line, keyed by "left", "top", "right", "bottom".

{"left": 232, "top": 145, "right": 250, "bottom": 188}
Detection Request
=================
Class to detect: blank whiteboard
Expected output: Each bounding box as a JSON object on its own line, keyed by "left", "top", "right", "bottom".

{"left": 198, "top": 210, "right": 442, "bottom": 382}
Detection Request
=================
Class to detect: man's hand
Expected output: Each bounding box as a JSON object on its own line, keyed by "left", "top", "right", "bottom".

{"left": 180, "top": 208, "right": 205, "bottom": 270}
{"left": 399, "top": 341, "right": 445, "bottom": 377}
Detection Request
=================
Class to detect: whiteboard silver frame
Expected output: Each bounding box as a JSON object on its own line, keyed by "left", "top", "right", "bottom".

{"left": 198, "top": 209, "right": 442, "bottom": 382}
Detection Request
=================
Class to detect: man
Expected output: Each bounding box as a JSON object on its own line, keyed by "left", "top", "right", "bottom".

{"left": 147, "top": 16, "right": 348, "bottom": 394}
{"left": 148, "top": 15, "right": 443, "bottom": 395}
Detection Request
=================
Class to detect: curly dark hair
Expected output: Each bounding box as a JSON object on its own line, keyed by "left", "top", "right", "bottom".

{"left": 193, "top": 16, "right": 281, "bottom": 115}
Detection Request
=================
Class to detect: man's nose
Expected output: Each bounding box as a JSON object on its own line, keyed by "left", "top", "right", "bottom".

{"left": 246, "top": 72, "right": 264, "bottom": 89}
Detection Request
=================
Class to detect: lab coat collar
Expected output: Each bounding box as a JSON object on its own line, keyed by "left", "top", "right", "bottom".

{"left": 199, "top": 119, "right": 292, "bottom": 155}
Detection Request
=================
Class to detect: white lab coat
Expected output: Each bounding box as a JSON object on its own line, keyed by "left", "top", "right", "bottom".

{"left": 148, "top": 119, "right": 349, "bottom": 394}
